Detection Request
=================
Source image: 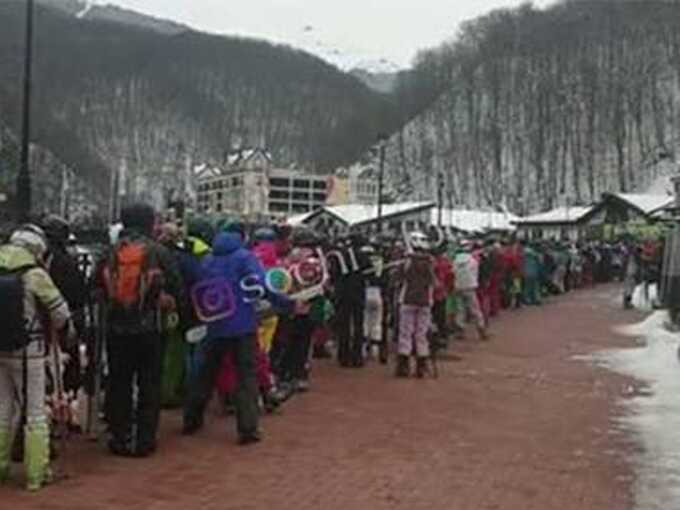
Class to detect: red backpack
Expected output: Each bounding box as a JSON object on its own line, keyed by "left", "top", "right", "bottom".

{"left": 102, "top": 239, "right": 164, "bottom": 313}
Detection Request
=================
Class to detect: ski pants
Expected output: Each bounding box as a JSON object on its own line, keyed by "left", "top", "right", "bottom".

{"left": 455, "top": 289, "right": 486, "bottom": 330}
{"left": 184, "top": 335, "right": 259, "bottom": 437}
{"left": 364, "top": 287, "right": 383, "bottom": 343}
{"left": 398, "top": 305, "right": 431, "bottom": 357}
{"left": 0, "top": 354, "right": 47, "bottom": 431}
{"left": 336, "top": 292, "right": 365, "bottom": 365}
{"left": 107, "top": 332, "right": 164, "bottom": 451}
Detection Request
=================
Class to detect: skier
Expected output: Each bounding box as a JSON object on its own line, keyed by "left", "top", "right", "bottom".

{"left": 183, "top": 223, "right": 293, "bottom": 444}
{"left": 98, "top": 203, "right": 183, "bottom": 457}
{"left": 395, "top": 234, "right": 436, "bottom": 378}
{"left": 0, "top": 225, "right": 72, "bottom": 490}
{"left": 453, "top": 243, "right": 489, "bottom": 340}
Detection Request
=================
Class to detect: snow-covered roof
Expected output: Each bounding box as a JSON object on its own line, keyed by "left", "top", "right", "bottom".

{"left": 320, "top": 201, "right": 434, "bottom": 227}
{"left": 193, "top": 164, "right": 221, "bottom": 179}
{"left": 433, "top": 209, "right": 519, "bottom": 233}
{"left": 286, "top": 211, "right": 316, "bottom": 226}
{"left": 226, "top": 148, "right": 272, "bottom": 167}
{"left": 607, "top": 192, "right": 674, "bottom": 215}
{"left": 514, "top": 206, "right": 595, "bottom": 225}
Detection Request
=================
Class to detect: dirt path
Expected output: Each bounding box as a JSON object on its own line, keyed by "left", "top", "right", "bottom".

{"left": 1, "top": 285, "right": 639, "bottom": 510}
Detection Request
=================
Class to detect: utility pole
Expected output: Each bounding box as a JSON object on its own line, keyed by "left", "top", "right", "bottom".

{"left": 437, "top": 171, "right": 444, "bottom": 227}
{"left": 59, "top": 166, "right": 68, "bottom": 219}
{"left": 17, "top": 0, "right": 35, "bottom": 221}
{"left": 376, "top": 133, "right": 387, "bottom": 233}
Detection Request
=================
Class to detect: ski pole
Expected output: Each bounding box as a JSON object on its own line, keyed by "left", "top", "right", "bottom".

{"left": 88, "top": 294, "right": 105, "bottom": 442}
{"left": 51, "top": 327, "right": 70, "bottom": 480}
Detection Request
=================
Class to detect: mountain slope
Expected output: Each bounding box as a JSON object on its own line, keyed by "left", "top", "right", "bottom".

{"left": 381, "top": 0, "right": 680, "bottom": 214}
{"left": 0, "top": 0, "right": 399, "bottom": 211}
{"left": 37, "top": 0, "right": 190, "bottom": 34}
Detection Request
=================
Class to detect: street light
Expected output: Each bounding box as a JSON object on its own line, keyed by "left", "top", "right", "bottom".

{"left": 376, "top": 133, "right": 388, "bottom": 233}
{"left": 17, "top": 0, "right": 35, "bottom": 221}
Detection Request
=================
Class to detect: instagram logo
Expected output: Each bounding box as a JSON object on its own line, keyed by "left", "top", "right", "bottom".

{"left": 191, "top": 277, "right": 236, "bottom": 323}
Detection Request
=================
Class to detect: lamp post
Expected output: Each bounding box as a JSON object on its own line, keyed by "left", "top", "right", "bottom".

{"left": 17, "top": 0, "right": 35, "bottom": 221}
{"left": 376, "top": 133, "right": 387, "bottom": 233}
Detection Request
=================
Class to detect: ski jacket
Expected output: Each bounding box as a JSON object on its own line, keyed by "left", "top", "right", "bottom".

{"left": 453, "top": 252, "right": 479, "bottom": 291}
{"left": 199, "top": 232, "right": 292, "bottom": 340}
{"left": 400, "top": 252, "right": 435, "bottom": 307}
{"left": 433, "top": 254, "right": 454, "bottom": 302}
{"left": 0, "top": 245, "right": 70, "bottom": 357}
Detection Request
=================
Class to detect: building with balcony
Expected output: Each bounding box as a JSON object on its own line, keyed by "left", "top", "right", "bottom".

{"left": 195, "top": 148, "right": 328, "bottom": 219}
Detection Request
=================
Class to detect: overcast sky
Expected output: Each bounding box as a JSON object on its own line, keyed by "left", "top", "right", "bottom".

{"left": 100, "top": 0, "right": 555, "bottom": 67}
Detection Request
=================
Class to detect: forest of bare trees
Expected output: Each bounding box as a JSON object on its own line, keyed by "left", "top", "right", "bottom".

{"left": 386, "top": 0, "right": 680, "bottom": 214}
{"left": 0, "top": 0, "right": 400, "bottom": 210}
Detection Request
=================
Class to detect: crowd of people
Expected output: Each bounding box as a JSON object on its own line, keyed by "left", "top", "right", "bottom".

{"left": 0, "top": 202, "right": 664, "bottom": 491}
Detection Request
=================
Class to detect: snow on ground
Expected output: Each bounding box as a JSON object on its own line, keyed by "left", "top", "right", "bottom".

{"left": 631, "top": 283, "right": 659, "bottom": 311}
{"left": 584, "top": 302, "right": 680, "bottom": 510}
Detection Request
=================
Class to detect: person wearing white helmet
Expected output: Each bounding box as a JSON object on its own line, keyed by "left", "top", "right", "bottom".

{"left": 0, "top": 224, "right": 71, "bottom": 491}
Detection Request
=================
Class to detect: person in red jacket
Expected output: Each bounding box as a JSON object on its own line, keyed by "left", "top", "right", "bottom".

{"left": 487, "top": 241, "right": 506, "bottom": 317}
{"left": 502, "top": 239, "right": 524, "bottom": 309}
{"left": 432, "top": 243, "right": 455, "bottom": 347}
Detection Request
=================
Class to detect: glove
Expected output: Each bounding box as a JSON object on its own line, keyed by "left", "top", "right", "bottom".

{"left": 159, "top": 292, "right": 177, "bottom": 312}
{"left": 59, "top": 320, "right": 78, "bottom": 350}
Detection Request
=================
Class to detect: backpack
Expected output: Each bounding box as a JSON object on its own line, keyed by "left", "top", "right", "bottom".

{"left": 102, "top": 239, "right": 164, "bottom": 321}
{"left": 0, "top": 265, "right": 35, "bottom": 352}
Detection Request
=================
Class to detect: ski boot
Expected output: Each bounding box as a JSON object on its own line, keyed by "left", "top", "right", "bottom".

{"left": 416, "top": 357, "right": 430, "bottom": 379}
{"left": 25, "top": 423, "right": 51, "bottom": 491}
{"left": 0, "top": 428, "right": 10, "bottom": 484}
{"left": 395, "top": 355, "right": 410, "bottom": 378}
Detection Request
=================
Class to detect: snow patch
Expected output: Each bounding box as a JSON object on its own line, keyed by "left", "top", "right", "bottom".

{"left": 75, "top": 0, "right": 94, "bottom": 19}
{"left": 584, "top": 310, "right": 680, "bottom": 509}
{"left": 290, "top": 25, "right": 405, "bottom": 73}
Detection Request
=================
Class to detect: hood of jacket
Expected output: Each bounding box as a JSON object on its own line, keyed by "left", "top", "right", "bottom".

{"left": 0, "top": 244, "right": 39, "bottom": 270}
{"left": 212, "top": 232, "right": 243, "bottom": 256}
{"left": 253, "top": 241, "right": 279, "bottom": 269}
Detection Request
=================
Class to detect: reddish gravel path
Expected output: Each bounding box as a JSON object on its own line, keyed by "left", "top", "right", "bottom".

{"left": 1, "top": 285, "right": 640, "bottom": 510}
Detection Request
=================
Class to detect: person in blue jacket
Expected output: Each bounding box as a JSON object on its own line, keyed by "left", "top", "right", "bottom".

{"left": 183, "top": 223, "right": 293, "bottom": 444}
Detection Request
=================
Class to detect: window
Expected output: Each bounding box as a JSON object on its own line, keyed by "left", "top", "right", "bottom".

{"left": 313, "top": 181, "right": 326, "bottom": 190}
{"left": 270, "top": 190, "right": 288, "bottom": 200}
{"left": 216, "top": 192, "right": 222, "bottom": 200}
{"left": 215, "top": 203, "right": 222, "bottom": 212}
{"left": 313, "top": 193, "right": 326, "bottom": 202}
{"left": 270, "top": 202, "right": 288, "bottom": 212}
{"left": 294, "top": 179, "right": 309, "bottom": 189}
{"left": 270, "top": 178, "right": 289, "bottom": 188}
{"left": 293, "top": 191, "right": 308, "bottom": 201}
{"left": 293, "top": 204, "right": 309, "bottom": 213}
{"left": 232, "top": 176, "right": 243, "bottom": 187}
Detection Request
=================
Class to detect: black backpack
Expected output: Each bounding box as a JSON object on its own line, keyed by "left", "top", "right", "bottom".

{"left": 0, "top": 265, "right": 35, "bottom": 352}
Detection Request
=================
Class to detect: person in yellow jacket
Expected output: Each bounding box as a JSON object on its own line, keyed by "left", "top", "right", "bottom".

{"left": 0, "top": 224, "right": 71, "bottom": 491}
